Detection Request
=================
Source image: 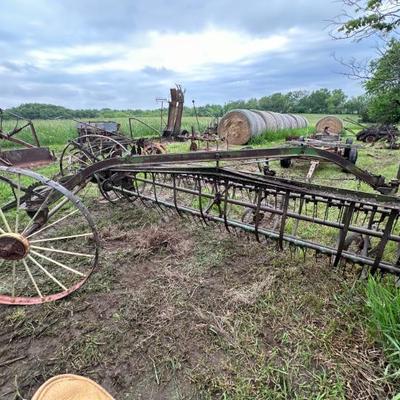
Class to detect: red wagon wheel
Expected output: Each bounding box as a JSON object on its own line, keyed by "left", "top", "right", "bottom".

{"left": 0, "top": 166, "right": 99, "bottom": 305}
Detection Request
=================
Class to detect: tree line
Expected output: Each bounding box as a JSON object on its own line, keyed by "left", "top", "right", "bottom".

{"left": 2, "top": 88, "right": 369, "bottom": 121}
{"left": 189, "top": 89, "right": 368, "bottom": 118}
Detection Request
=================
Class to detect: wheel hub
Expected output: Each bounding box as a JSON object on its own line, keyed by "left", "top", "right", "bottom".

{"left": 0, "top": 233, "right": 30, "bottom": 261}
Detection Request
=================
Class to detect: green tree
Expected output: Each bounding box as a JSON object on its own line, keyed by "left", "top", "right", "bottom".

{"left": 334, "top": 0, "right": 400, "bottom": 40}
{"left": 365, "top": 39, "right": 400, "bottom": 122}
{"left": 305, "top": 89, "right": 332, "bottom": 113}
{"left": 345, "top": 95, "right": 370, "bottom": 114}
{"left": 328, "top": 89, "right": 347, "bottom": 113}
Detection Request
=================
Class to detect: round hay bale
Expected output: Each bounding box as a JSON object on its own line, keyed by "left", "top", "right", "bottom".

{"left": 301, "top": 116, "right": 309, "bottom": 128}
{"left": 289, "top": 114, "right": 305, "bottom": 129}
{"left": 288, "top": 114, "right": 301, "bottom": 128}
{"left": 267, "top": 112, "right": 285, "bottom": 130}
{"left": 217, "top": 109, "right": 266, "bottom": 145}
{"left": 315, "top": 116, "right": 343, "bottom": 135}
{"left": 286, "top": 114, "right": 299, "bottom": 129}
{"left": 280, "top": 114, "right": 293, "bottom": 129}
{"left": 251, "top": 110, "right": 278, "bottom": 132}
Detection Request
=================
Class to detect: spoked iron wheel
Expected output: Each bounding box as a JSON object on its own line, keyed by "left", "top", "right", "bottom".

{"left": 60, "top": 134, "right": 130, "bottom": 176}
{"left": 0, "top": 167, "right": 99, "bottom": 305}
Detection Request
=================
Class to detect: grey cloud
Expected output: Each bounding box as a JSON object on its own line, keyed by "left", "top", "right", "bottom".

{"left": 0, "top": 0, "right": 376, "bottom": 109}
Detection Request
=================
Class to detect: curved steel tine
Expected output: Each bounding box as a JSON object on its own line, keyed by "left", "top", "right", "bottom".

{"left": 197, "top": 176, "right": 208, "bottom": 225}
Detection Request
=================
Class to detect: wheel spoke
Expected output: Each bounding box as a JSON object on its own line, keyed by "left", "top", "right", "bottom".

{"left": 71, "top": 154, "right": 91, "bottom": 166}
{"left": 30, "top": 250, "right": 86, "bottom": 277}
{"left": 11, "top": 262, "right": 15, "bottom": 297}
{"left": 27, "top": 209, "right": 79, "bottom": 238}
{"left": 15, "top": 173, "right": 21, "bottom": 232}
{"left": 87, "top": 140, "right": 96, "bottom": 160}
{"left": 0, "top": 207, "right": 11, "bottom": 232}
{"left": 47, "top": 195, "right": 72, "bottom": 218}
{"left": 28, "top": 255, "right": 68, "bottom": 291}
{"left": 30, "top": 232, "right": 93, "bottom": 243}
{"left": 99, "top": 138, "right": 104, "bottom": 155}
{"left": 22, "top": 188, "right": 54, "bottom": 234}
{"left": 30, "top": 245, "right": 95, "bottom": 258}
{"left": 22, "top": 259, "right": 43, "bottom": 298}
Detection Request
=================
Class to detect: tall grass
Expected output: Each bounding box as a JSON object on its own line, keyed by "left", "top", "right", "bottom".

{"left": 365, "top": 276, "right": 400, "bottom": 378}
{"left": 249, "top": 127, "right": 313, "bottom": 145}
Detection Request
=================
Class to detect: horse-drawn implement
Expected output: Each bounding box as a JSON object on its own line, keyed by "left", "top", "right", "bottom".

{"left": 0, "top": 144, "right": 399, "bottom": 305}
{"left": 0, "top": 109, "right": 55, "bottom": 167}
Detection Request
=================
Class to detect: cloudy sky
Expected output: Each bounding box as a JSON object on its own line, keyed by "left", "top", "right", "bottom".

{"left": 0, "top": 0, "right": 378, "bottom": 109}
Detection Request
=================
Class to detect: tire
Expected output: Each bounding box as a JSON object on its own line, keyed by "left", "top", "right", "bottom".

{"left": 280, "top": 158, "right": 292, "bottom": 168}
{"left": 343, "top": 138, "right": 353, "bottom": 159}
{"left": 364, "top": 134, "right": 376, "bottom": 143}
{"left": 349, "top": 148, "right": 358, "bottom": 164}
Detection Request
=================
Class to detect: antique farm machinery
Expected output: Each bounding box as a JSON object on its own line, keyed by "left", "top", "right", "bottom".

{"left": 59, "top": 120, "right": 167, "bottom": 177}
{"left": 0, "top": 145, "right": 400, "bottom": 305}
{"left": 0, "top": 109, "right": 55, "bottom": 167}
{"left": 59, "top": 86, "right": 221, "bottom": 177}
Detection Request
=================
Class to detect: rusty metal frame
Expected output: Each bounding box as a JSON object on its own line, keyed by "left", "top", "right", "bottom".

{"left": 0, "top": 109, "right": 55, "bottom": 167}
{"left": 64, "top": 145, "right": 399, "bottom": 196}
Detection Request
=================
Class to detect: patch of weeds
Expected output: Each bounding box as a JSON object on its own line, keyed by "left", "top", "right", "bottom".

{"left": 249, "top": 127, "right": 312, "bottom": 146}
{"left": 365, "top": 275, "right": 400, "bottom": 379}
{"left": 4, "top": 308, "right": 26, "bottom": 324}
{"left": 56, "top": 332, "right": 106, "bottom": 371}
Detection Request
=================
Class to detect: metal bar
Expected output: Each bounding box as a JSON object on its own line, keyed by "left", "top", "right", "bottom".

{"left": 278, "top": 191, "right": 290, "bottom": 249}
{"left": 371, "top": 209, "right": 397, "bottom": 274}
{"left": 333, "top": 202, "right": 355, "bottom": 267}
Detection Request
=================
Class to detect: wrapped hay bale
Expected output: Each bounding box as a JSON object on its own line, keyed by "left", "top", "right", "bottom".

{"left": 316, "top": 116, "right": 343, "bottom": 135}
{"left": 289, "top": 114, "right": 309, "bottom": 129}
{"left": 286, "top": 114, "right": 299, "bottom": 129}
{"left": 301, "top": 115, "right": 310, "bottom": 128}
{"left": 217, "top": 109, "right": 266, "bottom": 145}
{"left": 280, "top": 114, "right": 293, "bottom": 129}
{"left": 217, "top": 109, "right": 309, "bottom": 145}
{"left": 251, "top": 110, "right": 279, "bottom": 132}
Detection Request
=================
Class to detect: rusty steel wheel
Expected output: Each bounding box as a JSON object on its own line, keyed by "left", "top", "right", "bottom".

{"left": 60, "top": 134, "right": 130, "bottom": 176}
{"left": 0, "top": 167, "right": 99, "bottom": 305}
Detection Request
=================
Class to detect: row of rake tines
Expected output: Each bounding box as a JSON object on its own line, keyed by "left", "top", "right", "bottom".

{"left": 110, "top": 169, "right": 400, "bottom": 281}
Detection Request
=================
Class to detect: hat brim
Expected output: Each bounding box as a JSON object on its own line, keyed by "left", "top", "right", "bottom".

{"left": 32, "top": 374, "right": 114, "bottom": 400}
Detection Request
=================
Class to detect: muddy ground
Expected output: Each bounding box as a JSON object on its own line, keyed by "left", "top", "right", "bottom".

{"left": 0, "top": 200, "right": 397, "bottom": 399}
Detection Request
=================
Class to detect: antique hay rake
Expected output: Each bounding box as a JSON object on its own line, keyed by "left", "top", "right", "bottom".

{"left": 0, "top": 145, "right": 399, "bottom": 305}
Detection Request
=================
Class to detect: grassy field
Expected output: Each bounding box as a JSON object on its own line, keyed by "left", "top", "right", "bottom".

{"left": 0, "top": 116, "right": 215, "bottom": 148}
{"left": 0, "top": 114, "right": 400, "bottom": 399}
{"left": 0, "top": 113, "right": 361, "bottom": 148}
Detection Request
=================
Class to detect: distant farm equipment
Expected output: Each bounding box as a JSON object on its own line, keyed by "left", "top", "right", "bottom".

{"left": 282, "top": 115, "right": 357, "bottom": 181}
{"left": 60, "top": 86, "right": 224, "bottom": 176}
{"left": 342, "top": 118, "right": 400, "bottom": 148}
{"left": 0, "top": 109, "right": 55, "bottom": 167}
{"left": 60, "top": 120, "right": 166, "bottom": 176}
{"left": 356, "top": 124, "right": 399, "bottom": 148}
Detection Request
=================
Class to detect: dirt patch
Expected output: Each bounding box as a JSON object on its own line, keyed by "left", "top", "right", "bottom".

{"left": 0, "top": 202, "right": 396, "bottom": 399}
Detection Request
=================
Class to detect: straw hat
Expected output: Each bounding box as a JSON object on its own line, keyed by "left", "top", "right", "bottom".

{"left": 32, "top": 374, "right": 114, "bottom": 400}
